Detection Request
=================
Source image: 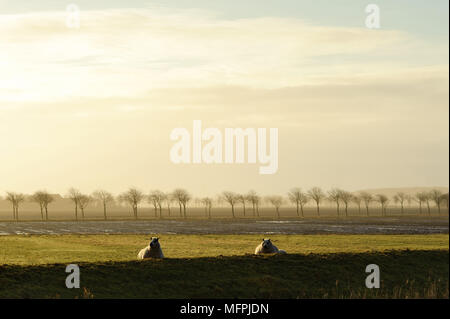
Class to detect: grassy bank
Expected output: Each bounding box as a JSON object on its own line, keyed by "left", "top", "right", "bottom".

{"left": 0, "top": 234, "right": 448, "bottom": 298}
{"left": 0, "top": 250, "right": 448, "bottom": 298}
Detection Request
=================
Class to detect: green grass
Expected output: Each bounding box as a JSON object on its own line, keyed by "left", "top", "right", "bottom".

{"left": 0, "top": 234, "right": 448, "bottom": 298}
{"left": 0, "top": 234, "right": 448, "bottom": 265}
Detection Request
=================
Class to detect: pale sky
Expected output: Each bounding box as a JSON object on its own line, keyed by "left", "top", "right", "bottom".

{"left": 0, "top": 1, "right": 448, "bottom": 196}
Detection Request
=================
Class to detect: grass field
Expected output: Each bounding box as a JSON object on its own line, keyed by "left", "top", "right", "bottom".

{"left": 0, "top": 234, "right": 448, "bottom": 298}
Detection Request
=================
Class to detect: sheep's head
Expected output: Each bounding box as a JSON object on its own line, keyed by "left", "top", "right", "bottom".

{"left": 262, "top": 239, "right": 273, "bottom": 249}
{"left": 149, "top": 237, "right": 160, "bottom": 248}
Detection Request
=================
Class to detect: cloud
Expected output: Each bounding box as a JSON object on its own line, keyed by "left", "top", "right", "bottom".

{"left": 0, "top": 8, "right": 437, "bottom": 103}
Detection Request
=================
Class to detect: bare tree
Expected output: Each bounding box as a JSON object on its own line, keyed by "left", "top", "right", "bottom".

{"left": 172, "top": 189, "right": 190, "bottom": 218}
{"left": 339, "top": 190, "right": 353, "bottom": 217}
{"left": 149, "top": 190, "right": 166, "bottom": 218}
{"left": 67, "top": 188, "right": 82, "bottom": 220}
{"left": 424, "top": 192, "right": 432, "bottom": 215}
{"left": 171, "top": 188, "right": 191, "bottom": 218}
{"left": 375, "top": 194, "right": 389, "bottom": 216}
{"left": 118, "top": 188, "right": 145, "bottom": 219}
{"left": 414, "top": 192, "right": 428, "bottom": 215}
{"left": 221, "top": 191, "right": 238, "bottom": 218}
{"left": 164, "top": 192, "right": 174, "bottom": 217}
{"left": 78, "top": 194, "right": 92, "bottom": 220}
{"left": 237, "top": 194, "right": 247, "bottom": 217}
{"left": 441, "top": 193, "right": 449, "bottom": 212}
{"left": 307, "top": 187, "right": 325, "bottom": 216}
{"left": 201, "top": 197, "right": 213, "bottom": 218}
{"left": 352, "top": 194, "right": 362, "bottom": 215}
{"left": 266, "top": 196, "right": 284, "bottom": 218}
{"left": 393, "top": 192, "right": 408, "bottom": 215}
{"left": 31, "top": 191, "right": 54, "bottom": 221}
{"left": 31, "top": 191, "right": 46, "bottom": 220}
{"left": 287, "top": 188, "right": 309, "bottom": 217}
{"left": 246, "top": 190, "right": 261, "bottom": 217}
{"left": 41, "top": 192, "right": 54, "bottom": 220}
{"left": 328, "top": 188, "right": 341, "bottom": 217}
{"left": 6, "top": 192, "right": 25, "bottom": 221}
{"left": 92, "top": 190, "right": 114, "bottom": 220}
{"left": 430, "top": 189, "right": 443, "bottom": 215}
{"left": 359, "top": 192, "right": 373, "bottom": 216}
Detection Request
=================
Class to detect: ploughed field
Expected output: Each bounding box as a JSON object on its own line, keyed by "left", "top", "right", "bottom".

{"left": 0, "top": 234, "right": 448, "bottom": 298}
{"left": 0, "top": 216, "right": 448, "bottom": 235}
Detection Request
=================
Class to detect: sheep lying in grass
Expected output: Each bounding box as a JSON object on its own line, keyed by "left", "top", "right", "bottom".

{"left": 254, "top": 239, "right": 286, "bottom": 255}
{"left": 138, "top": 237, "right": 165, "bottom": 259}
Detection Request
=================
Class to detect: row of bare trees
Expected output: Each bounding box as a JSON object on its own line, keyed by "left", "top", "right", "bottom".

{"left": 2, "top": 187, "right": 448, "bottom": 221}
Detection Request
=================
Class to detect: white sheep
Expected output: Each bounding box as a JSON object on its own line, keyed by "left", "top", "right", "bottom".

{"left": 138, "top": 237, "right": 165, "bottom": 259}
{"left": 254, "top": 238, "right": 286, "bottom": 255}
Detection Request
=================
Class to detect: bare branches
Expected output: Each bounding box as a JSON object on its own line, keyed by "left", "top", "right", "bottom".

{"left": 221, "top": 191, "right": 238, "bottom": 218}
{"left": 31, "top": 191, "right": 54, "bottom": 220}
{"left": 307, "top": 187, "right": 325, "bottom": 216}
{"left": 118, "top": 188, "right": 145, "bottom": 219}
{"left": 287, "top": 188, "right": 308, "bottom": 217}
{"left": 148, "top": 190, "right": 166, "bottom": 218}
{"left": 359, "top": 192, "right": 373, "bottom": 216}
{"left": 393, "top": 192, "right": 409, "bottom": 215}
{"left": 266, "top": 195, "right": 284, "bottom": 218}
{"left": 5, "top": 192, "right": 25, "bottom": 221}
{"left": 92, "top": 190, "right": 114, "bottom": 220}
{"left": 375, "top": 194, "right": 389, "bottom": 216}
{"left": 246, "top": 190, "right": 260, "bottom": 217}
{"left": 172, "top": 189, "right": 191, "bottom": 218}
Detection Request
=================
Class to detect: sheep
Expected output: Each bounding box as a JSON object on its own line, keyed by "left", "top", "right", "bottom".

{"left": 138, "top": 237, "right": 165, "bottom": 259}
{"left": 254, "top": 238, "right": 286, "bottom": 255}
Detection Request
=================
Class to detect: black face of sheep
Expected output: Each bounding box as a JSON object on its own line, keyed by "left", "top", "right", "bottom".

{"left": 262, "top": 239, "right": 272, "bottom": 249}
{"left": 150, "top": 237, "right": 160, "bottom": 248}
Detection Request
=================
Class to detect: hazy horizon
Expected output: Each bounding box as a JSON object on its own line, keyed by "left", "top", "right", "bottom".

{"left": 1, "top": 0, "right": 448, "bottom": 196}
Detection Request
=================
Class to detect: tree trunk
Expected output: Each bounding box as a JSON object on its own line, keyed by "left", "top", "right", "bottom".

{"left": 45, "top": 206, "right": 49, "bottom": 220}
{"left": 179, "top": 204, "right": 182, "bottom": 217}
{"left": 300, "top": 204, "right": 304, "bottom": 218}
{"left": 296, "top": 202, "right": 299, "bottom": 217}
{"left": 243, "top": 203, "right": 246, "bottom": 217}
{"left": 103, "top": 202, "right": 107, "bottom": 220}
{"left": 231, "top": 204, "right": 235, "bottom": 218}
{"left": 183, "top": 204, "right": 186, "bottom": 218}
{"left": 316, "top": 203, "right": 320, "bottom": 216}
